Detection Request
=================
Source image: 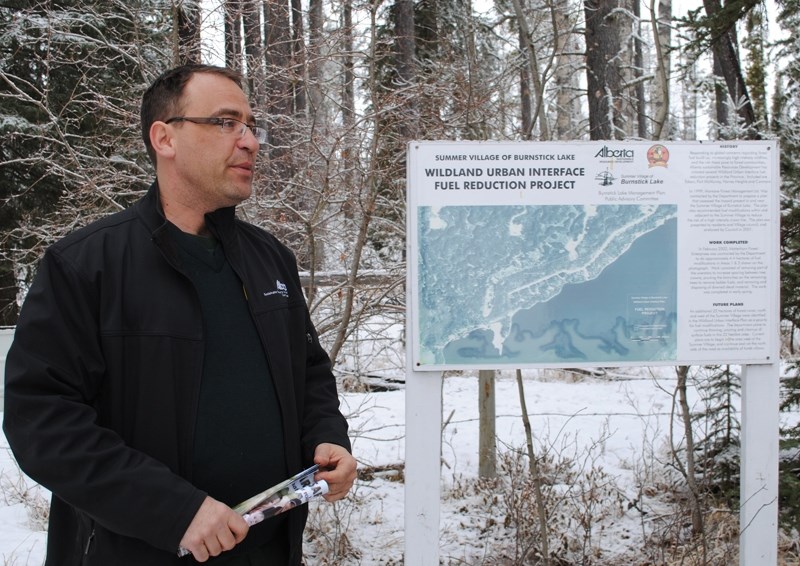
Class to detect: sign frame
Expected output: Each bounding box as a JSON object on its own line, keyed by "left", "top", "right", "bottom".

{"left": 407, "top": 140, "right": 779, "bottom": 370}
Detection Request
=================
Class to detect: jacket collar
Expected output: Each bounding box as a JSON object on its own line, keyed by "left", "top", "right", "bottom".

{"left": 135, "top": 181, "right": 238, "bottom": 244}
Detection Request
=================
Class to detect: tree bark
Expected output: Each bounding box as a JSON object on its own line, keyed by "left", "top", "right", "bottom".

{"left": 511, "top": 0, "right": 550, "bottom": 140}
{"left": 224, "top": 0, "right": 243, "bottom": 71}
{"left": 478, "top": 370, "right": 497, "bottom": 479}
{"left": 553, "top": 0, "right": 581, "bottom": 139}
{"left": 519, "top": 27, "right": 533, "bottom": 138}
{"left": 341, "top": 0, "right": 355, "bottom": 131}
{"left": 307, "top": 0, "right": 323, "bottom": 118}
{"left": 291, "top": 0, "right": 306, "bottom": 118}
{"left": 393, "top": 0, "right": 418, "bottom": 140}
{"left": 633, "top": 0, "right": 648, "bottom": 138}
{"left": 263, "top": 0, "right": 294, "bottom": 181}
{"left": 584, "top": 0, "right": 624, "bottom": 140}
{"left": 650, "top": 0, "right": 671, "bottom": 139}
{"left": 516, "top": 369, "right": 550, "bottom": 565}
{"left": 174, "top": 0, "right": 202, "bottom": 64}
{"left": 676, "top": 365, "right": 705, "bottom": 538}
{"left": 713, "top": 53, "right": 730, "bottom": 136}
{"left": 242, "top": 0, "right": 265, "bottom": 106}
{"left": 701, "top": 0, "right": 757, "bottom": 134}
{"left": 340, "top": 0, "right": 356, "bottom": 223}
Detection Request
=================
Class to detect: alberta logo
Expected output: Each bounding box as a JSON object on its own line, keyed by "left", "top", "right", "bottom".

{"left": 263, "top": 280, "right": 289, "bottom": 299}
{"left": 593, "top": 145, "right": 635, "bottom": 164}
{"left": 647, "top": 144, "right": 669, "bottom": 168}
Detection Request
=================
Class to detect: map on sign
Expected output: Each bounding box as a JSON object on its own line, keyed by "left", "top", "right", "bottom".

{"left": 417, "top": 204, "right": 678, "bottom": 365}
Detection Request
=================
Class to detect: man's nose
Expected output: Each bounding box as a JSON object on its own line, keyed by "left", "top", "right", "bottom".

{"left": 238, "top": 128, "right": 260, "bottom": 153}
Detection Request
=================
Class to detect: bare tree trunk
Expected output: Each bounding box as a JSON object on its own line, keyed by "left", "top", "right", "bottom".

{"left": 478, "top": 370, "right": 497, "bottom": 479}
{"left": 519, "top": 27, "right": 533, "bottom": 138}
{"left": 462, "top": 0, "right": 487, "bottom": 140}
{"left": 341, "top": 0, "right": 355, "bottom": 131}
{"left": 394, "top": 0, "right": 415, "bottom": 86}
{"left": 264, "top": 0, "right": 294, "bottom": 166}
{"left": 307, "top": 0, "right": 324, "bottom": 117}
{"left": 340, "top": 0, "right": 356, "bottom": 223}
{"left": 650, "top": 0, "right": 671, "bottom": 139}
{"left": 174, "top": 0, "right": 202, "bottom": 64}
{"left": 713, "top": 53, "right": 729, "bottom": 136}
{"left": 682, "top": 53, "right": 698, "bottom": 139}
{"left": 632, "top": 0, "right": 648, "bottom": 138}
{"left": 701, "top": 0, "right": 757, "bottom": 134}
{"left": 224, "top": 0, "right": 243, "bottom": 71}
{"left": 516, "top": 369, "right": 550, "bottom": 565}
{"left": 242, "top": 0, "right": 265, "bottom": 106}
{"left": 394, "top": 0, "right": 418, "bottom": 140}
{"left": 291, "top": 0, "right": 306, "bottom": 118}
{"left": 553, "top": 0, "right": 581, "bottom": 139}
{"left": 511, "top": 0, "right": 550, "bottom": 140}
{"left": 675, "top": 365, "right": 705, "bottom": 539}
{"left": 615, "top": 0, "right": 636, "bottom": 138}
{"left": 584, "top": 0, "right": 624, "bottom": 140}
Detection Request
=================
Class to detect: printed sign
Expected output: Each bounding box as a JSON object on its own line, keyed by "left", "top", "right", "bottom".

{"left": 407, "top": 141, "right": 779, "bottom": 369}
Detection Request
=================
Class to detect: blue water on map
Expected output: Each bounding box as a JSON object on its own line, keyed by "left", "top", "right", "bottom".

{"left": 440, "top": 216, "right": 677, "bottom": 364}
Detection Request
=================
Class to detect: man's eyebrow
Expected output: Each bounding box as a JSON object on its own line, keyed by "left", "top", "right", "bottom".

{"left": 212, "top": 108, "right": 257, "bottom": 124}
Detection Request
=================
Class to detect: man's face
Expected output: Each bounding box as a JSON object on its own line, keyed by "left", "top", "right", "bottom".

{"left": 169, "top": 72, "right": 260, "bottom": 211}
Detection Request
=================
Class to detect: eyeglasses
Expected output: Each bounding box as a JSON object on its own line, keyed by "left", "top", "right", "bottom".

{"left": 165, "top": 116, "right": 267, "bottom": 144}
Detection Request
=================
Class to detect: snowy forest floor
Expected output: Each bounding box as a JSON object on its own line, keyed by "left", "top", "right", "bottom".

{"left": 3, "top": 369, "right": 800, "bottom": 564}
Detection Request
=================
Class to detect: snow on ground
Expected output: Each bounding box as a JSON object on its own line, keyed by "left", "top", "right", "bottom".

{"left": 0, "top": 368, "right": 761, "bottom": 564}
{"left": 322, "top": 369, "right": 686, "bottom": 564}
{"left": 1, "top": 428, "right": 48, "bottom": 565}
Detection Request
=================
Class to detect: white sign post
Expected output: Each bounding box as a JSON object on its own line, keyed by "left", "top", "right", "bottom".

{"left": 405, "top": 140, "right": 780, "bottom": 565}
{"left": 403, "top": 368, "right": 442, "bottom": 565}
{"left": 741, "top": 364, "right": 779, "bottom": 565}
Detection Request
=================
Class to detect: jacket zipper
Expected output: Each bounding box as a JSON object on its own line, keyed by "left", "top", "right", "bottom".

{"left": 84, "top": 527, "right": 95, "bottom": 555}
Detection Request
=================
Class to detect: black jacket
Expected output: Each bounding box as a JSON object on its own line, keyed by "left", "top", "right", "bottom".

{"left": 2, "top": 184, "right": 351, "bottom": 565}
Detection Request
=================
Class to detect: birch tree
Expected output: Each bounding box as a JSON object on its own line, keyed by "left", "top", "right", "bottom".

{"left": 650, "top": 0, "right": 672, "bottom": 138}
{"left": 552, "top": 0, "right": 585, "bottom": 140}
{"left": 678, "top": 40, "right": 699, "bottom": 140}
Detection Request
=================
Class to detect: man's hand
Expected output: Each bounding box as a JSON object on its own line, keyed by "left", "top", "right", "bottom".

{"left": 179, "top": 496, "right": 249, "bottom": 562}
{"left": 313, "top": 443, "right": 357, "bottom": 502}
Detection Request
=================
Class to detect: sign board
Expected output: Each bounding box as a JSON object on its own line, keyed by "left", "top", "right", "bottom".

{"left": 407, "top": 141, "right": 779, "bottom": 370}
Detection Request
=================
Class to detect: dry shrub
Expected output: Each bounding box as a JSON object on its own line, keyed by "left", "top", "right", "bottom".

{"left": 0, "top": 460, "right": 49, "bottom": 532}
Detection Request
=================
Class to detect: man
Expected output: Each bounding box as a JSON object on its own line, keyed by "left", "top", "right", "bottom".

{"left": 3, "top": 64, "right": 356, "bottom": 565}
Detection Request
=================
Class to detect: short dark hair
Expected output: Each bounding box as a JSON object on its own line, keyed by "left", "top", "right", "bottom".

{"left": 140, "top": 64, "right": 244, "bottom": 166}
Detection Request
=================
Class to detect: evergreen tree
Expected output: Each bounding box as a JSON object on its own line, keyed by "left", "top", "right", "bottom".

{"left": 677, "top": 0, "right": 758, "bottom": 135}
{"left": 743, "top": 6, "right": 769, "bottom": 128}
{"left": 774, "top": 0, "right": 800, "bottom": 530}
{"left": 694, "top": 365, "right": 741, "bottom": 507}
{"left": 0, "top": 0, "right": 171, "bottom": 323}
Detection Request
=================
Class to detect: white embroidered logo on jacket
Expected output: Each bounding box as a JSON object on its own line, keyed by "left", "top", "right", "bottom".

{"left": 263, "top": 280, "right": 289, "bottom": 299}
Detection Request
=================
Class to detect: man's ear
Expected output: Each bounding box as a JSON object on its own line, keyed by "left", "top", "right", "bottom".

{"left": 150, "top": 121, "right": 176, "bottom": 160}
